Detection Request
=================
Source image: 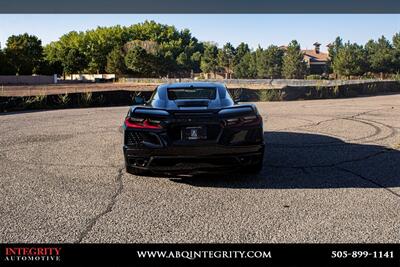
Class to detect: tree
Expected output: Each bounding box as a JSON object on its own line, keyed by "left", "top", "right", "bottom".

{"left": 365, "top": 36, "right": 395, "bottom": 74}
{"left": 176, "top": 51, "right": 191, "bottom": 74}
{"left": 282, "top": 40, "right": 307, "bottom": 79}
{"left": 218, "top": 42, "right": 236, "bottom": 78}
{"left": 328, "top": 37, "right": 343, "bottom": 63}
{"left": 327, "top": 36, "right": 343, "bottom": 74}
{"left": 36, "top": 59, "right": 63, "bottom": 75}
{"left": 257, "top": 45, "right": 284, "bottom": 78}
{"left": 106, "top": 47, "right": 127, "bottom": 74}
{"left": 190, "top": 51, "right": 202, "bottom": 73}
{"left": 125, "top": 45, "right": 156, "bottom": 77}
{"left": 200, "top": 42, "right": 219, "bottom": 78}
{"left": 125, "top": 21, "right": 202, "bottom": 77}
{"left": 393, "top": 33, "right": 400, "bottom": 50}
{"left": 44, "top": 21, "right": 203, "bottom": 77}
{"left": 0, "top": 50, "right": 6, "bottom": 74}
{"left": 44, "top": 31, "right": 88, "bottom": 75}
{"left": 333, "top": 42, "right": 367, "bottom": 78}
{"left": 233, "top": 42, "right": 250, "bottom": 66}
{"left": 392, "top": 32, "right": 400, "bottom": 73}
{"left": 0, "top": 49, "right": 14, "bottom": 75}
{"left": 161, "top": 50, "right": 178, "bottom": 77}
{"left": 64, "top": 49, "right": 87, "bottom": 74}
{"left": 4, "top": 33, "right": 43, "bottom": 75}
{"left": 233, "top": 52, "right": 257, "bottom": 78}
{"left": 125, "top": 39, "right": 172, "bottom": 77}
{"left": 83, "top": 26, "right": 126, "bottom": 74}
{"left": 232, "top": 42, "right": 253, "bottom": 78}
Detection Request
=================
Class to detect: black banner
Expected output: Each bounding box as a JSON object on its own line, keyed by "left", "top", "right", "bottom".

{"left": 0, "top": 0, "right": 400, "bottom": 14}
{"left": 0, "top": 243, "right": 399, "bottom": 266}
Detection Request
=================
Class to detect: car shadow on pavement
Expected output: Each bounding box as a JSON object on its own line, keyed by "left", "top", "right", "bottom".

{"left": 170, "top": 131, "right": 400, "bottom": 190}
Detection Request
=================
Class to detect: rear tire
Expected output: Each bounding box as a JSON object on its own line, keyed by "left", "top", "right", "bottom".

{"left": 125, "top": 165, "right": 149, "bottom": 176}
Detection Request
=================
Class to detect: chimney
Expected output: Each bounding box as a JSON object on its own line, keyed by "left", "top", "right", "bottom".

{"left": 313, "top": 42, "right": 321, "bottom": 54}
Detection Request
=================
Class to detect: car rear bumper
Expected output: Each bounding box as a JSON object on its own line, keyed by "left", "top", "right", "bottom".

{"left": 123, "top": 144, "right": 264, "bottom": 173}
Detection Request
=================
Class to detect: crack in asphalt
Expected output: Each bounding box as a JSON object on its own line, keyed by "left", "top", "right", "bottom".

{"left": 265, "top": 147, "right": 400, "bottom": 200}
{"left": 1, "top": 105, "right": 398, "bottom": 242}
{"left": 336, "top": 166, "right": 400, "bottom": 199}
{"left": 265, "top": 107, "right": 400, "bottom": 198}
{"left": 265, "top": 148, "right": 393, "bottom": 169}
{"left": 75, "top": 166, "right": 124, "bottom": 243}
{"left": 0, "top": 154, "right": 119, "bottom": 169}
{"left": 277, "top": 107, "right": 393, "bottom": 132}
{"left": 268, "top": 113, "right": 397, "bottom": 151}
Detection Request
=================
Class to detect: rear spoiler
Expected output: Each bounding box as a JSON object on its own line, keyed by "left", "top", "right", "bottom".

{"left": 130, "top": 107, "right": 169, "bottom": 117}
{"left": 129, "top": 105, "right": 258, "bottom": 118}
{"left": 218, "top": 105, "right": 257, "bottom": 118}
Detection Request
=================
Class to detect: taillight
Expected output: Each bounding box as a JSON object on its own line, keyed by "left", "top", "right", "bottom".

{"left": 125, "top": 117, "right": 162, "bottom": 129}
{"left": 223, "top": 115, "right": 261, "bottom": 127}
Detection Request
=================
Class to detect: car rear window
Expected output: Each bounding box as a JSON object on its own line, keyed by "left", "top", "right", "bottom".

{"left": 167, "top": 88, "right": 217, "bottom": 100}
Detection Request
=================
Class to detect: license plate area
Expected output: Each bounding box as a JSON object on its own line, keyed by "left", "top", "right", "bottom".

{"left": 182, "top": 126, "right": 207, "bottom": 140}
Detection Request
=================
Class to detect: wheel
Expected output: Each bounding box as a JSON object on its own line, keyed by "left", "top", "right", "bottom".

{"left": 125, "top": 165, "right": 149, "bottom": 176}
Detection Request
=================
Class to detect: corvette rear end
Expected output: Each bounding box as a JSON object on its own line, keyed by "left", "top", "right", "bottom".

{"left": 122, "top": 82, "right": 265, "bottom": 175}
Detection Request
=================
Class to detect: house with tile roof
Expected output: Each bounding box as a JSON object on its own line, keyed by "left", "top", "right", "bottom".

{"left": 302, "top": 42, "right": 330, "bottom": 75}
{"left": 280, "top": 42, "right": 330, "bottom": 75}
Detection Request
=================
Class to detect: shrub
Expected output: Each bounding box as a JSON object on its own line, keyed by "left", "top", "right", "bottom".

{"left": 333, "top": 85, "right": 340, "bottom": 97}
{"left": 306, "top": 74, "right": 322, "bottom": 80}
{"left": 130, "top": 91, "right": 145, "bottom": 104}
{"left": 22, "top": 95, "right": 47, "bottom": 109}
{"left": 366, "top": 83, "right": 378, "bottom": 94}
{"left": 229, "top": 88, "right": 243, "bottom": 101}
{"left": 80, "top": 92, "right": 92, "bottom": 106}
{"left": 392, "top": 72, "right": 400, "bottom": 81}
{"left": 258, "top": 89, "right": 281, "bottom": 101}
{"left": 56, "top": 93, "right": 70, "bottom": 107}
{"left": 96, "top": 94, "right": 105, "bottom": 105}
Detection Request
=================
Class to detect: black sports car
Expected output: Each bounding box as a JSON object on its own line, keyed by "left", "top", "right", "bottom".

{"left": 123, "top": 82, "right": 265, "bottom": 175}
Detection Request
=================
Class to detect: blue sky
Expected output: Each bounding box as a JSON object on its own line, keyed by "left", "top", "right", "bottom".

{"left": 0, "top": 14, "right": 399, "bottom": 51}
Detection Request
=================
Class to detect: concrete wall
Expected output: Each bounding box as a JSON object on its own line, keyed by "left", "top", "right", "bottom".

{"left": 235, "top": 81, "right": 400, "bottom": 101}
{"left": 0, "top": 75, "right": 57, "bottom": 85}
{"left": 2, "top": 81, "right": 400, "bottom": 112}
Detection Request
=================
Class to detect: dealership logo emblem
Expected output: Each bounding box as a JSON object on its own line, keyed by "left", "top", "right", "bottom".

{"left": 190, "top": 129, "right": 198, "bottom": 137}
{"left": 2, "top": 247, "right": 62, "bottom": 262}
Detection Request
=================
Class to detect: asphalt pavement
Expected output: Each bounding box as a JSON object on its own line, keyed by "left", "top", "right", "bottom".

{"left": 0, "top": 94, "right": 399, "bottom": 243}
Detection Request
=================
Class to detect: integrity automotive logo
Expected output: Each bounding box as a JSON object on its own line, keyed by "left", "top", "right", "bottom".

{"left": 2, "top": 247, "right": 62, "bottom": 262}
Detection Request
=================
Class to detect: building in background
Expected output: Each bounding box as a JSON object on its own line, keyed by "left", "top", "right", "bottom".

{"left": 280, "top": 42, "right": 330, "bottom": 76}
{"left": 302, "top": 42, "right": 329, "bottom": 75}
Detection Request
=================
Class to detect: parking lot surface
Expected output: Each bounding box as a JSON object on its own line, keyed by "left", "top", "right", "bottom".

{"left": 1, "top": 94, "right": 399, "bottom": 243}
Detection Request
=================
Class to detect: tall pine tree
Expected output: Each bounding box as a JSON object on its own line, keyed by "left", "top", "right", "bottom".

{"left": 282, "top": 40, "right": 306, "bottom": 79}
